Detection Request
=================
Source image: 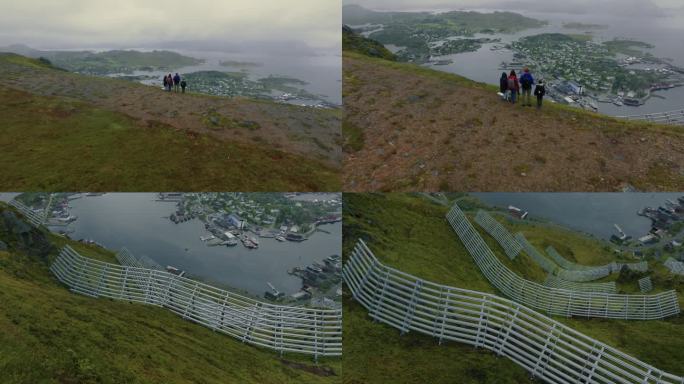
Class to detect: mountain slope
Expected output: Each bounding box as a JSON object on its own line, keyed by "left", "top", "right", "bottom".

{"left": 342, "top": 52, "right": 684, "bottom": 191}
{"left": 342, "top": 193, "right": 684, "bottom": 383}
{"left": 0, "top": 54, "right": 341, "bottom": 191}
{"left": 342, "top": 25, "right": 396, "bottom": 61}
{"left": 0, "top": 204, "right": 340, "bottom": 384}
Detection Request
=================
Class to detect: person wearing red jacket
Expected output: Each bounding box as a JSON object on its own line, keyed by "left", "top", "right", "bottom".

{"left": 507, "top": 70, "right": 520, "bottom": 104}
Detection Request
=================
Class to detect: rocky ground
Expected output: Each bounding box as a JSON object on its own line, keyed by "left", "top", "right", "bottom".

{"left": 343, "top": 53, "right": 684, "bottom": 191}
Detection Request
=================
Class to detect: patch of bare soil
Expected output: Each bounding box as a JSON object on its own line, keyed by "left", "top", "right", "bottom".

{"left": 343, "top": 55, "right": 684, "bottom": 191}
{"left": 280, "top": 359, "right": 337, "bottom": 377}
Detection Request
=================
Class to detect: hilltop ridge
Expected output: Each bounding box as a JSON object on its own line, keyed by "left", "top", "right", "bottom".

{"left": 0, "top": 54, "right": 341, "bottom": 191}
{"left": 0, "top": 203, "right": 340, "bottom": 383}
{"left": 342, "top": 31, "right": 684, "bottom": 191}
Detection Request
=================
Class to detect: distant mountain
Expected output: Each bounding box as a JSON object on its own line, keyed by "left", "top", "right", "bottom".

{"left": 0, "top": 44, "right": 203, "bottom": 74}
{"left": 342, "top": 25, "right": 396, "bottom": 61}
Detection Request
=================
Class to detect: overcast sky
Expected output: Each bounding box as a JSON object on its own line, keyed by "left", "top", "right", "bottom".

{"left": 0, "top": 0, "right": 341, "bottom": 53}
{"left": 344, "top": 0, "right": 684, "bottom": 17}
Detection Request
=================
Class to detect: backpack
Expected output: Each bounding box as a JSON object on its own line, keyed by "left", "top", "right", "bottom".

{"left": 521, "top": 74, "right": 532, "bottom": 88}
{"left": 507, "top": 78, "right": 516, "bottom": 90}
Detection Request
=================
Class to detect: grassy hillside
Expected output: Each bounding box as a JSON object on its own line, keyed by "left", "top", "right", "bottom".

{"left": 342, "top": 193, "right": 684, "bottom": 383}
{"left": 0, "top": 54, "right": 341, "bottom": 191}
{"left": 342, "top": 51, "right": 684, "bottom": 191}
{"left": 0, "top": 204, "right": 340, "bottom": 384}
{"left": 342, "top": 26, "right": 396, "bottom": 61}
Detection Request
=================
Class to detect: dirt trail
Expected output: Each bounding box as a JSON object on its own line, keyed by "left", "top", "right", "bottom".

{"left": 2, "top": 54, "right": 341, "bottom": 166}
{"left": 343, "top": 55, "right": 684, "bottom": 191}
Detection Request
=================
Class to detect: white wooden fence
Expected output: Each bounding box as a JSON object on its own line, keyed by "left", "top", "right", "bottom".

{"left": 50, "top": 246, "right": 342, "bottom": 359}
{"left": 343, "top": 239, "right": 684, "bottom": 384}
{"left": 515, "top": 233, "right": 557, "bottom": 274}
{"left": 8, "top": 199, "right": 48, "bottom": 227}
{"left": 638, "top": 277, "right": 653, "bottom": 294}
{"left": 664, "top": 258, "right": 684, "bottom": 276}
{"left": 618, "top": 109, "right": 684, "bottom": 126}
{"left": 474, "top": 210, "right": 522, "bottom": 260}
{"left": 544, "top": 275, "right": 616, "bottom": 294}
{"left": 446, "top": 203, "right": 680, "bottom": 320}
{"left": 116, "top": 248, "right": 164, "bottom": 270}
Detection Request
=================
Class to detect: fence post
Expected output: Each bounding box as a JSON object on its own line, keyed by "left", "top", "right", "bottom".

{"left": 400, "top": 279, "right": 423, "bottom": 335}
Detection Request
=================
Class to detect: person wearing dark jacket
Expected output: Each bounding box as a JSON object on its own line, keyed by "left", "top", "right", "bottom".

{"left": 507, "top": 70, "right": 519, "bottom": 104}
{"left": 180, "top": 79, "right": 187, "bottom": 93}
{"left": 499, "top": 72, "right": 509, "bottom": 100}
{"left": 534, "top": 79, "right": 546, "bottom": 109}
{"left": 520, "top": 67, "right": 535, "bottom": 107}
{"left": 173, "top": 73, "right": 181, "bottom": 93}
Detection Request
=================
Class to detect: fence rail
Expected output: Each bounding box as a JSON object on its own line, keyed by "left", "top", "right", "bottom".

{"left": 474, "top": 210, "right": 522, "bottom": 260}
{"left": 8, "top": 200, "right": 47, "bottom": 227}
{"left": 515, "top": 233, "right": 557, "bottom": 274}
{"left": 446, "top": 203, "right": 679, "bottom": 320}
{"left": 664, "top": 258, "right": 684, "bottom": 276}
{"left": 116, "top": 248, "right": 164, "bottom": 271}
{"left": 343, "top": 239, "right": 684, "bottom": 384}
{"left": 50, "top": 246, "right": 342, "bottom": 358}
{"left": 544, "top": 275, "right": 616, "bottom": 294}
{"left": 618, "top": 109, "right": 684, "bottom": 126}
{"left": 638, "top": 277, "right": 653, "bottom": 294}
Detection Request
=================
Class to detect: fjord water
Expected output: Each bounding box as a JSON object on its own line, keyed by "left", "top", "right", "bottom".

{"left": 50, "top": 194, "right": 341, "bottom": 298}
{"left": 473, "top": 193, "right": 683, "bottom": 240}
{"left": 380, "top": 9, "right": 684, "bottom": 116}
{"left": 109, "top": 48, "right": 342, "bottom": 106}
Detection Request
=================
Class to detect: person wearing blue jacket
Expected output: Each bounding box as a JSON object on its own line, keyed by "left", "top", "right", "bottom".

{"left": 173, "top": 73, "right": 181, "bottom": 93}
{"left": 519, "top": 68, "right": 535, "bottom": 107}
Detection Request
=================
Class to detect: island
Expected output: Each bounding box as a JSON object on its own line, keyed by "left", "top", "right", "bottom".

{"left": 0, "top": 45, "right": 205, "bottom": 75}
{"left": 343, "top": 4, "right": 547, "bottom": 63}
{"left": 507, "top": 33, "right": 684, "bottom": 108}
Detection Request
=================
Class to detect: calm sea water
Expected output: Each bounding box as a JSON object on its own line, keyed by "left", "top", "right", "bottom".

{"left": 473, "top": 193, "right": 683, "bottom": 240}
{"left": 45, "top": 193, "right": 340, "bottom": 298}
{"left": 112, "top": 49, "right": 341, "bottom": 106}
{"left": 372, "top": 9, "right": 684, "bottom": 116}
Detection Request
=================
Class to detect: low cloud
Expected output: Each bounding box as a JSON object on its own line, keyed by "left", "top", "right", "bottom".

{"left": 0, "top": 0, "right": 341, "bottom": 52}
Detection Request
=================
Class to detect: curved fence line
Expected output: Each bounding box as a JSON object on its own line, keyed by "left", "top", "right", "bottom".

{"left": 514, "top": 233, "right": 557, "bottom": 274}
{"left": 474, "top": 210, "right": 522, "bottom": 260}
{"left": 343, "top": 240, "right": 684, "bottom": 384}
{"left": 618, "top": 108, "right": 684, "bottom": 126}
{"left": 665, "top": 258, "right": 684, "bottom": 276}
{"left": 544, "top": 275, "right": 616, "bottom": 294}
{"left": 50, "top": 246, "right": 342, "bottom": 358}
{"left": 446, "top": 203, "right": 679, "bottom": 320}
{"left": 638, "top": 277, "right": 653, "bottom": 294}
{"left": 116, "top": 248, "right": 164, "bottom": 271}
{"left": 9, "top": 200, "right": 48, "bottom": 227}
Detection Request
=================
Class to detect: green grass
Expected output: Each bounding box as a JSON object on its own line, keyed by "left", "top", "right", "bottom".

{"left": 341, "top": 120, "right": 364, "bottom": 153}
{"left": 0, "top": 88, "right": 339, "bottom": 191}
{"left": 342, "top": 193, "right": 535, "bottom": 383}
{"left": 0, "top": 204, "right": 340, "bottom": 384}
{"left": 343, "top": 51, "right": 684, "bottom": 137}
{"left": 342, "top": 193, "right": 684, "bottom": 382}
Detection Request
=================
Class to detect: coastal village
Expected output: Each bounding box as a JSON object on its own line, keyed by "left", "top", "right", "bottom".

{"left": 503, "top": 34, "right": 684, "bottom": 110}
{"left": 506, "top": 196, "right": 684, "bottom": 262}
{"left": 161, "top": 192, "right": 343, "bottom": 306}
{"left": 11, "top": 192, "right": 343, "bottom": 308}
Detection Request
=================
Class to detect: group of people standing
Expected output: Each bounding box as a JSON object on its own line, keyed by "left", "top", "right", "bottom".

{"left": 499, "top": 68, "right": 546, "bottom": 109}
{"left": 163, "top": 73, "right": 187, "bottom": 93}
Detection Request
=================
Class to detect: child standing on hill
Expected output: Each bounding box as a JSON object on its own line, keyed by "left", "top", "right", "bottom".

{"left": 180, "top": 79, "right": 187, "bottom": 93}
{"left": 534, "top": 79, "right": 546, "bottom": 109}
{"left": 499, "top": 72, "right": 509, "bottom": 101}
